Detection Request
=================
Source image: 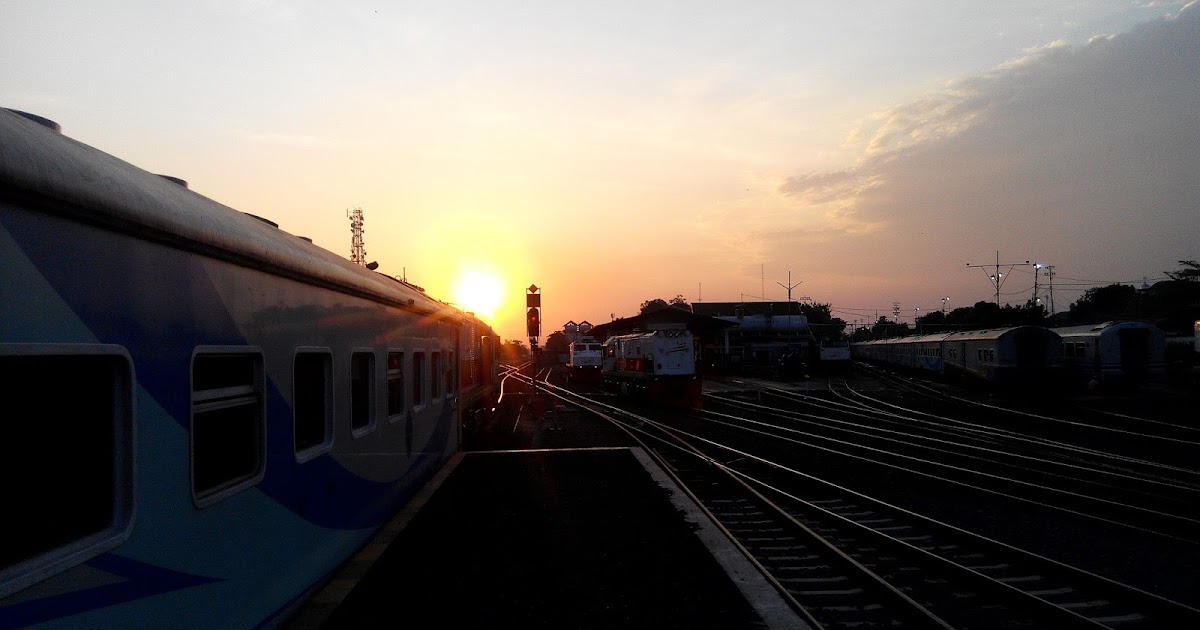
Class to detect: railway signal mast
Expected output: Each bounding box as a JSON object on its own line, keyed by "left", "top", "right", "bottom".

{"left": 526, "top": 284, "right": 541, "bottom": 352}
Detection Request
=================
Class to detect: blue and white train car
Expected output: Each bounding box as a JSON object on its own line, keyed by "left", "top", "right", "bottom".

{"left": 1052, "top": 321, "right": 1166, "bottom": 387}
{"left": 0, "top": 109, "right": 499, "bottom": 628}
{"left": 853, "top": 326, "right": 1062, "bottom": 388}
{"left": 851, "top": 333, "right": 951, "bottom": 373}
{"left": 942, "top": 326, "right": 1063, "bottom": 387}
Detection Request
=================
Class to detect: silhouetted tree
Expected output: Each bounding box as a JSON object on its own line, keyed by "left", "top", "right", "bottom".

{"left": 499, "top": 339, "right": 530, "bottom": 365}
{"left": 1068, "top": 284, "right": 1137, "bottom": 324}
{"left": 639, "top": 298, "right": 669, "bottom": 314}
{"left": 543, "top": 331, "right": 569, "bottom": 354}
{"left": 799, "top": 302, "right": 846, "bottom": 339}
{"left": 1165, "top": 260, "right": 1200, "bottom": 282}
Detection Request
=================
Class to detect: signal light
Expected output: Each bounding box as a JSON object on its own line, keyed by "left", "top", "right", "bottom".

{"left": 526, "top": 307, "right": 540, "bottom": 337}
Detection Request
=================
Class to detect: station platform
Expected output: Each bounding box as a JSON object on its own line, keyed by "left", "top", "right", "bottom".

{"left": 285, "top": 385, "right": 808, "bottom": 629}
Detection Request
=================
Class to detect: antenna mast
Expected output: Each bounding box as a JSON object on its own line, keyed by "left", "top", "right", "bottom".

{"left": 347, "top": 207, "right": 366, "bottom": 266}
{"left": 967, "top": 251, "right": 1032, "bottom": 307}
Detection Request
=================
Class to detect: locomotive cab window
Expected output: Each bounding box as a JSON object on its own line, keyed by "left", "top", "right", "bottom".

{"left": 446, "top": 351, "right": 455, "bottom": 396}
{"left": 387, "top": 351, "right": 405, "bottom": 420}
{"left": 351, "top": 351, "right": 376, "bottom": 436}
{"left": 294, "top": 350, "right": 333, "bottom": 460}
{"left": 192, "top": 349, "right": 265, "bottom": 506}
{"left": 0, "top": 348, "right": 134, "bottom": 596}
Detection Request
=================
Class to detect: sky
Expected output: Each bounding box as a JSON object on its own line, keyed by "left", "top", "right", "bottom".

{"left": 4, "top": 1, "right": 1198, "bottom": 341}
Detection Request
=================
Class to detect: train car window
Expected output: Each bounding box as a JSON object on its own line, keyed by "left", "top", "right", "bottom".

{"left": 192, "top": 350, "right": 265, "bottom": 506}
{"left": 387, "top": 351, "right": 405, "bottom": 419}
{"left": 0, "top": 349, "right": 134, "bottom": 596}
{"left": 294, "top": 351, "right": 333, "bottom": 460}
{"left": 413, "top": 351, "right": 426, "bottom": 407}
{"left": 446, "top": 351, "right": 456, "bottom": 394}
{"left": 350, "top": 351, "right": 376, "bottom": 435}
{"left": 431, "top": 352, "right": 442, "bottom": 398}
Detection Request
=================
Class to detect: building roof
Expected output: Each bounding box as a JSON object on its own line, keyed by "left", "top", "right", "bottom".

{"left": 691, "top": 301, "right": 806, "bottom": 317}
{"left": 586, "top": 305, "right": 737, "bottom": 341}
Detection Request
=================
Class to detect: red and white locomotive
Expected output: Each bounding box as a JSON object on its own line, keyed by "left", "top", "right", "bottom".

{"left": 601, "top": 328, "right": 702, "bottom": 407}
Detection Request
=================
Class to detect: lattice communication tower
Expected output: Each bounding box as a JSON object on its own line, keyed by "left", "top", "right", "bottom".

{"left": 347, "top": 207, "right": 366, "bottom": 266}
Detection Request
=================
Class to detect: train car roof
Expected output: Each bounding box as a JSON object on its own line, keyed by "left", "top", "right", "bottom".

{"left": 855, "top": 333, "right": 954, "bottom": 346}
{"left": 942, "top": 326, "right": 1060, "bottom": 342}
{"left": 0, "top": 109, "right": 457, "bottom": 317}
{"left": 1051, "top": 321, "right": 1164, "bottom": 339}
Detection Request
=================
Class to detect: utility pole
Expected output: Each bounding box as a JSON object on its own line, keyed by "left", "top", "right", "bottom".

{"left": 1031, "top": 262, "right": 1045, "bottom": 307}
{"left": 1043, "top": 265, "right": 1056, "bottom": 316}
{"left": 967, "top": 251, "right": 1032, "bottom": 307}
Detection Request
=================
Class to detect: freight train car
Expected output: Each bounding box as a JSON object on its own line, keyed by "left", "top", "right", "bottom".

{"left": 0, "top": 108, "right": 500, "bottom": 629}
{"left": 601, "top": 328, "right": 701, "bottom": 407}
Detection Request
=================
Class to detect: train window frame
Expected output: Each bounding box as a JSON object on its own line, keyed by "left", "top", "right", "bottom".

{"left": 431, "top": 351, "right": 442, "bottom": 401}
{"left": 386, "top": 349, "right": 406, "bottom": 423}
{"left": 446, "top": 350, "right": 456, "bottom": 397}
{"left": 350, "top": 349, "right": 378, "bottom": 438}
{"left": 0, "top": 344, "right": 136, "bottom": 599}
{"left": 190, "top": 346, "right": 266, "bottom": 509}
{"left": 294, "top": 348, "right": 334, "bottom": 463}
{"left": 412, "top": 350, "right": 427, "bottom": 411}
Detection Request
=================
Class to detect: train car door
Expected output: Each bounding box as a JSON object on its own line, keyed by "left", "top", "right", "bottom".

{"left": 1118, "top": 328, "right": 1150, "bottom": 382}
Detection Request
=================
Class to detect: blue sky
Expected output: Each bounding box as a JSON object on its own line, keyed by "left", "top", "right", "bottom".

{"left": 4, "top": 1, "right": 1196, "bottom": 338}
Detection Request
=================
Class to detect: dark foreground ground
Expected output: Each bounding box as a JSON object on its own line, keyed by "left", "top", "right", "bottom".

{"left": 288, "top": 376, "right": 796, "bottom": 629}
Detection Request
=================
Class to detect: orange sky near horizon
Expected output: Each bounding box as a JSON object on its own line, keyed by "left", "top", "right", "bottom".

{"left": 5, "top": 2, "right": 1197, "bottom": 342}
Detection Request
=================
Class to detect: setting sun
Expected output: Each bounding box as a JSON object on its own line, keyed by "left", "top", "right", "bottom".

{"left": 452, "top": 267, "right": 506, "bottom": 321}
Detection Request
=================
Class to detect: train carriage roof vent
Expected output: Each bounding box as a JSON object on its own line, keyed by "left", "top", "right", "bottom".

{"left": 157, "top": 175, "right": 188, "bottom": 188}
{"left": 4, "top": 109, "right": 62, "bottom": 133}
{"left": 243, "top": 213, "right": 279, "bottom": 228}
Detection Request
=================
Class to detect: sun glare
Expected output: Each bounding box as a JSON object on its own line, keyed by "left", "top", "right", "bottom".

{"left": 452, "top": 268, "right": 505, "bottom": 321}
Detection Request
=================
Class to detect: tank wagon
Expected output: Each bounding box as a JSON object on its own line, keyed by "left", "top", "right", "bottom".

{"left": 1052, "top": 321, "right": 1166, "bottom": 388}
{"left": 0, "top": 109, "right": 500, "bottom": 628}
{"left": 601, "top": 328, "right": 701, "bottom": 407}
{"left": 853, "top": 326, "right": 1063, "bottom": 388}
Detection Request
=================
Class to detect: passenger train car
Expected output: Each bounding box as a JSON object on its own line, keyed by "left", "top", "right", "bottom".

{"left": 853, "top": 326, "right": 1063, "bottom": 388}
{"left": 601, "top": 328, "right": 701, "bottom": 407}
{"left": 566, "top": 336, "right": 603, "bottom": 385}
{"left": 0, "top": 109, "right": 500, "bottom": 628}
{"left": 1052, "top": 321, "right": 1166, "bottom": 388}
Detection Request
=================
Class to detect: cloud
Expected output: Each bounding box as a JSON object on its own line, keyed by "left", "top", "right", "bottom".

{"left": 747, "top": 4, "right": 1200, "bottom": 310}
{"left": 772, "top": 4, "right": 1199, "bottom": 283}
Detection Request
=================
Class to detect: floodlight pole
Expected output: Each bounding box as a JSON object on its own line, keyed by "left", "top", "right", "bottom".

{"left": 967, "top": 251, "right": 1032, "bottom": 307}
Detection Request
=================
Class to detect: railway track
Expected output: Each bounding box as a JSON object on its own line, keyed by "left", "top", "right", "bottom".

{"left": 511, "top": 371, "right": 1200, "bottom": 629}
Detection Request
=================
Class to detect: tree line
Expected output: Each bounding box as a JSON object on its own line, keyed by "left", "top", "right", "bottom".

{"left": 851, "top": 260, "right": 1200, "bottom": 341}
